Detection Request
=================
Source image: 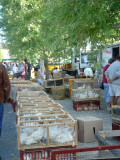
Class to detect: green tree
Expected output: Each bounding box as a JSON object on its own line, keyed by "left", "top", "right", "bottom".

{"left": 0, "top": 0, "right": 120, "bottom": 73}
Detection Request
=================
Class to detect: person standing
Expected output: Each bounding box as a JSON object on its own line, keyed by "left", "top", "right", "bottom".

{"left": 24, "top": 58, "right": 31, "bottom": 80}
{"left": 51, "top": 67, "right": 59, "bottom": 77}
{"left": 103, "top": 58, "right": 114, "bottom": 110}
{"left": 0, "top": 63, "right": 11, "bottom": 137}
{"left": 105, "top": 55, "right": 120, "bottom": 106}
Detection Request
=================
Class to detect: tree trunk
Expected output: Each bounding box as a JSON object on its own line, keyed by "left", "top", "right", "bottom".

{"left": 43, "top": 52, "right": 49, "bottom": 80}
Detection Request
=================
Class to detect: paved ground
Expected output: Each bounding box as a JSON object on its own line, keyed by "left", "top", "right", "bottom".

{"left": 0, "top": 89, "right": 114, "bottom": 160}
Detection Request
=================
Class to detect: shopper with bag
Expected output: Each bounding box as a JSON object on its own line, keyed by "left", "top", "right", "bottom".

{"left": 103, "top": 58, "right": 114, "bottom": 110}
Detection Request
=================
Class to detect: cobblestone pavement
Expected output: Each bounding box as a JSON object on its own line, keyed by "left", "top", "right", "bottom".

{"left": 0, "top": 89, "right": 114, "bottom": 160}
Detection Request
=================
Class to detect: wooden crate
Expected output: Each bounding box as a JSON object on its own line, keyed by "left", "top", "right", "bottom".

{"left": 72, "top": 89, "right": 100, "bottom": 101}
{"left": 53, "top": 73, "right": 62, "bottom": 79}
{"left": 17, "top": 91, "right": 47, "bottom": 97}
{"left": 69, "top": 78, "right": 93, "bottom": 99}
{"left": 73, "top": 100, "right": 100, "bottom": 111}
{"left": 17, "top": 113, "right": 78, "bottom": 150}
{"left": 17, "top": 102, "right": 64, "bottom": 110}
{"left": 17, "top": 107, "right": 65, "bottom": 115}
{"left": 10, "top": 79, "right": 31, "bottom": 84}
{"left": 11, "top": 84, "right": 43, "bottom": 102}
{"left": 51, "top": 86, "right": 66, "bottom": 100}
{"left": 112, "top": 105, "right": 120, "bottom": 124}
{"left": 16, "top": 96, "right": 50, "bottom": 103}
{"left": 17, "top": 108, "right": 65, "bottom": 117}
{"left": 74, "top": 80, "right": 94, "bottom": 89}
{"left": 69, "top": 78, "right": 93, "bottom": 90}
{"left": 16, "top": 109, "right": 66, "bottom": 124}
{"left": 17, "top": 111, "right": 67, "bottom": 123}
{"left": 44, "top": 78, "right": 64, "bottom": 89}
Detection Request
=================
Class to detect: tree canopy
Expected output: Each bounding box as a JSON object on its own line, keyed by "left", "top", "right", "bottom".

{"left": 0, "top": 0, "right": 120, "bottom": 64}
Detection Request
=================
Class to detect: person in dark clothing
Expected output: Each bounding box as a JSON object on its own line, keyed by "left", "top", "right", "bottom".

{"left": 23, "top": 58, "right": 31, "bottom": 80}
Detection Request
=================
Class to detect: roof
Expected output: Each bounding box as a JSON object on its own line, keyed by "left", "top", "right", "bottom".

{"left": 2, "top": 58, "right": 18, "bottom": 62}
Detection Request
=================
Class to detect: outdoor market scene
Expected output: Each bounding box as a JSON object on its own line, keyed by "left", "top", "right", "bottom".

{"left": 0, "top": 1, "right": 120, "bottom": 160}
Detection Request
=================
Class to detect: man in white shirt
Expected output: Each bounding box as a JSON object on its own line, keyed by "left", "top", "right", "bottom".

{"left": 105, "top": 55, "right": 120, "bottom": 105}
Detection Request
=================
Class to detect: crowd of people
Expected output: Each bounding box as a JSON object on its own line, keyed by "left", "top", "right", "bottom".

{"left": 2, "top": 58, "right": 31, "bottom": 80}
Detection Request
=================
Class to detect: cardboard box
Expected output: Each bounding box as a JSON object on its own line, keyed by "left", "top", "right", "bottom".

{"left": 76, "top": 116, "right": 103, "bottom": 143}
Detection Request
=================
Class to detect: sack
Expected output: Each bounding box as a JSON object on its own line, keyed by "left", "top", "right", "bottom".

{"left": 100, "top": 82, "right": 104, "bottom": 90}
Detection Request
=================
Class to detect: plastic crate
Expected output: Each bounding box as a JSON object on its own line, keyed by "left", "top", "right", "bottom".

{"left": 51, "top": 145, "right": 120, "bottom": 160}
{"left": 73, "top": 100, "right": 100, "bottom": 111}
{"left": 112, "top": 122, "right": 120, "bottom": 140}
{"left": 20, "top": 148, "right": 51, "bottom": 160}
{"left": 20, "top": 146, "right": 76, "bottom": 160}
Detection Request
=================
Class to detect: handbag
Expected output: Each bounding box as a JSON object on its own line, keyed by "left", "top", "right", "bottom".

{"left": 100, "top": 81, "right": 104, "bottom": 90}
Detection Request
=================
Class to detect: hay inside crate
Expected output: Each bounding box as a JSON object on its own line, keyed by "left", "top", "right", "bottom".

{"left": 72, "top": 89, "right": 100, "bottom": 101}
{"left": 112, "top": 105, "right": 120, "bottom": 124}
{"left": 17, "top": 113, "right": 78, "bottom": 150}
{"left": 52, "top": 86, "right": 66, "bottom": 100}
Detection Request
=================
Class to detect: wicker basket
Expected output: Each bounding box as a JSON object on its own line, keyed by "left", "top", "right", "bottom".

{"left": 52, "top": 86, "right": 66, "bottom": 100}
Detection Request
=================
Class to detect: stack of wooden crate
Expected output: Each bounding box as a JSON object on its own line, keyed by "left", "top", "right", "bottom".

{"left": 69, "top": 78, "right": 93, "bottom": 99}
{"left": 10, "top": 83, "right": 43, "bottom": 103}
{"left": 10, "top": 79, "right": 43, "bottom": 112}
{"left": 71, "top": 79, "right": 100, "bottom": 111}
{"left": 16, "top": 90, "right": 78, "bottom": 154}
{"left": 111, "top": 105, "right": 120, "bottom": 140}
